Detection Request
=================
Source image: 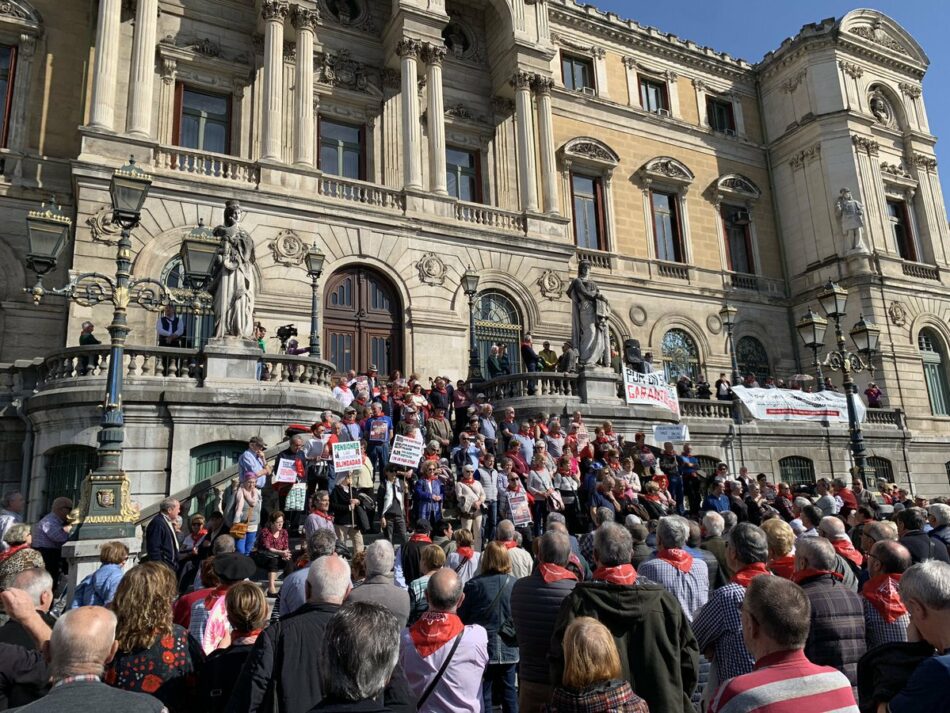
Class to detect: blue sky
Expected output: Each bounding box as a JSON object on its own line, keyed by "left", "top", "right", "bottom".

{"left": 592, "top": 1, "right": 949, "bottom": 202}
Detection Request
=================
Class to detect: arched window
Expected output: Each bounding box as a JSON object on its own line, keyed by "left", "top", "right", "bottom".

{"left": 919, "top": 329, "right": 950, "bottom": 415}
{"left": 190, "top": 441, "right": 245, "bottom": 484}
{"left": 162, "top": 257, "right": 214, "bottom": 349}
{"left": 866, "top": 456, "right": 893, "bottom": 485}
{"left": 476, "top": 291, "right": 523, "bottom": 375}
{"left": 779, "top": 456, "right": 815, "bottom": 489}
{"left": 45, "top": 446, "right": 96, "bottom": 511}
{"left": 662, "top": 329, "right": 700, "bottom": 383}
{"left": 737, "top": 336, "right": 770, "bottom": 384}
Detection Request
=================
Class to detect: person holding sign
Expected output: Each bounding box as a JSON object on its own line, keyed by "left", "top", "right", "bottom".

{"left": 528, "top": 454, "right": 559, "bottom": 537}
{"left": 364, "top": 402, "right": 394, "bottom": 479}
{"left": 498, "top": 461, "right": 533, "bottom": 547}
{"left": 331, "top": 471, "right": 365, "bottom": 554}
{"left": 273, "top": 435, "right": 307, "bottom": 534}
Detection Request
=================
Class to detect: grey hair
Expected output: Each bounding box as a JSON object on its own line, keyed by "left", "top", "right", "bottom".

{"left": 513, "top": 531, "right": 523, "bottom": 546}
{"left": 308, "top": 529, "right": 339, "bottom": 559}
{"left": 212, "top": 535, "right": 236, "bottom": 555}
{"left": 656, "top": 516, "right": 690, "bottom": 550}
{"left": 320, "top": 602, "right": 401, "bottom": 702}
{"left": 0, "top": 491, "right": 22, "bottom": 509}
{"left": 307, "top": 555, "right": 351, "bottom": 604}
{"left": 538, "top": 532, "right": 571, "bottom": 567}
{"left": 159, "top": 497, "right": 178, "bottom": 514}
{"left": 793, "top": 496, "right": 811, "bottom": 510}
{"left": 796, "top": 537, "right": 836, "bottom": 571}
{"left": 593, "top": 522, "right": 633, "bottom": 567}
{"left": 545, "top": 511, "right": 566, "bottom": 529}
{"left": 832, "top": 477, "right": 847, "bottom": 490}
{"left": 3, "top": 522, "right": 31, "bottom": 546}
{"left": 291, "top": 434, "right": 306, "bottom": 447}
{"left": 495, "top": 520, "right": 515, "bottom": 542}
{"left": 721, "top": 511, "right": 738, "bottom": 531}
{"left": 928, "top": 503, "right": 950, "bottom": 528}
{"left": 596, "top": 507, "right": 615, "bottom": 527}
{"left": 818, "top": 516, "right": 846, "bottom": 539}
{"left": 12, "top": 568, "right": 53, "bottom": 607}
{"left": 81, "top": 321, "right": 93, "bottom": 330}
{"left": 364, "top": 539, "right": 395, "bottom": 577}
{"left": 899, "top": 560, "right": 950, "bottom": 611}
{"left": 702, "top": 512, "right": 724, "bottom": 538}
{"left": 728, "top": 523, "right": 769, "bottom": 566}
{"left": 49, "top": 607, "right": 118, "bottom": 680}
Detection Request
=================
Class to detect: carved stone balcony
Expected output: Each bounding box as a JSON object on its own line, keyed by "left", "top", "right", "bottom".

{"left": 456, "top": 202, "right": 527, "bottom": 233}
{"left": 901, "top": 261, "right": 940, "bottom": 281}
{"left": 154, "top": 146, "right": 260, "bottom": 185}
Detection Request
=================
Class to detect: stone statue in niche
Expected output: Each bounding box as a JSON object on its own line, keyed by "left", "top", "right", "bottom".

{"left": 210, "top": 200, "right": 257, "bottom": 339}
{"left": 869, "top": 91, "right": 892, "bottom": 125}
{"left": 835, "top": 188, "right": 869, "bottom": 255}
{"left": 567, "top": 259, "right": 611, "bottom": 369}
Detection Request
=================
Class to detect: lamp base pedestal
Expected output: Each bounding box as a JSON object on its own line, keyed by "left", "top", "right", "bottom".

{"left": 578, "top": 365, "right": 621, "bottom": 403}
{"left": 203, "top": 337, "right": 263, "bottom": 382}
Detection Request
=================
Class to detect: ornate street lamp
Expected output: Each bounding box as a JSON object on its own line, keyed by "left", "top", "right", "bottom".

{"left": 24, "top": 196, "right": 71, "bottom": 282}
{"left": 461, "top": 267, "right": 482, "bottom": 383}
{"left": 305, "top": 242, "right": 326, "bottom": 359}
{"left": 718, "top": 302, "right": 742, "bottom": 425}
{"left": 179, "top": 218, "right": 218, "bottom": 290}
{"left": 109, "top": 157, "right": 152, "bottom": 226}
{"left": 795, "top": 308, "right": 828, "bottom": 390}
{"left": 817, "top": 280, "right": 848, "bottom": 320}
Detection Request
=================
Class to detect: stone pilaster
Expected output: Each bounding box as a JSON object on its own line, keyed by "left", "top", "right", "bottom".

{"left": 292, "top": 7, "right": 318, "bottom": 167}
{"left": 261, "top": 0, "right": 289, "bottom": 162}
{"left": 533, "top": 75, "right": 558, "bottom": 215}
{"left": 512, "top": 71, "right": 538, "bottom": 213}
{"left": 126, "top": 0, "right": 159, "bottom": 137}
{"left": 398, "top": 38, "right": 423, "bottom": 190}
{"left": 88, "top": 0, "right": 122, "bottom": 130}
{"left": 423, "top": 43, "right": 447, "bottom": 195}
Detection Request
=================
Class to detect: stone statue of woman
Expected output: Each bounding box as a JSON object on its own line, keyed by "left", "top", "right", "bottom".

{"left": 210, "top": 200, "right": 256, "bottom": 339}
{"left": 567, "top": 259, "right": 611, "bottom": 368}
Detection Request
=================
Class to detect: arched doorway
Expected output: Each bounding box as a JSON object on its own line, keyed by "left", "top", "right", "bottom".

{"left": 475, "top": 291, "right": 523, "bottom": 374}
{"left": 323, "top": 266, "right": 402, "bottom": 375}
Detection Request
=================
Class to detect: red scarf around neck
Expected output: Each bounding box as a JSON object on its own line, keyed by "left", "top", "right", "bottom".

{"left": 862, "top": 573, "right": 907, "bottom": 623}
{"left": 831, "top": 538, "right": 864, "bottom": 569}
{"left": 539, "top": 562, "right": 578, "bottom": 584}
{"left": 409, "top": 533, "right": 432, "bottom": 544}
{"left": 593, "top": 563, "right": 637, "bottom": 585}
{"left": 502, "top": 540, "right": 518, "bottom": 550}
{"left": 456, "top": 546, "right": 475, "bottom": 561}
{"left": 791, "top": 568, "right": 843, "bottom": 585}
{"left": 657, "top": 548, "right": 694, "bottom": 573}
{"left": 769, "top": 555, "right": 796, "bottom": 580}
{"left": 203, "top": 584, "right": 230, "bottom": 610}
{"left": 731, "top": 562, "right": 771, "bottom": 588}
{"left": 409, "top": 611, "right": 465, "bottom": 657}
{"left": 310, "top": 509, "right": 334, "bottom": 521}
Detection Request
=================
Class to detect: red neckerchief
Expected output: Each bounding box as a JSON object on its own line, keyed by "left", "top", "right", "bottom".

{"left": 456, "top": 546, "right": 475, "bottom": 561}
{"left": 731, "top": 562, "right": 771, "bottom": 588}
{"left": 791, "top": 568, "right": 843, "bottom": 585}
{"left": 310, "top": 509, "right": 334, "bottom": 522}
{"left": 769, "top": 555, "right": 797, "bottom": 579}
{"left": 502, "top": 540, "right": 518, "bottom": 550}
{"left": 338, "top": 383, "right": 350, "bottom": 391}
{"left": 203, "top": 584, "right": 230, "bottom": 610}
{"left": 460, "top": 476, "right": 475, "bottom": 486}
{"left": 657, "top": 548, "right": 694, "bottom": 573}
{"left": 409, "top": 611, "right": 465, "bottom": 657}
{"left": 831, "top": 538, "right": 864, "bottom": 569}
{"left": 409, "top": 533, "right": 432, "bottom": 544}
{"left": 194, "top": 528, "right": 208, "bottom": 541}
{"left": 0, "top": 542, "right": 30, "bottom": 563}
{"left": 862, "top": 573, "right": 907, "bottom": 623}
{"left": 231, "top": 628, "right": 263, "bottom": 643}
{"left": 593, "top": 564, "right": 637, "bottom": 585}
{"left": 539, "top": 562, "right": 578, "bottom": 584}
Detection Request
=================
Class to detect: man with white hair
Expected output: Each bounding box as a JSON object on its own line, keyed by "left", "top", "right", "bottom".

{"left": 701, "top": 511, "right": 732, "bottom": 580}
{"left": 820, "top": 515, "right": 864, "bottom": 577}
{"left": 348, "top": 539, "right": 411, "bottom": 626}
{"left": 638, "top": 516, "right": 709, "bottom": 620}
{"left": 144, "top": 497, "right": 180, "bottom": 570}
{"left": 876, "top": 560, "right": 950, "bottom": 713}
{"left": 496, "top": 520, "right": 533, "bottom": 579}
{"left": 927, "top": 503, "right": 950, "bottom": 548}
{"left": 0, "top": 568, "right": 55, "bottom": 650}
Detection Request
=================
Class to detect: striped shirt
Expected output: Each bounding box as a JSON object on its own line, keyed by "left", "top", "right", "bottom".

{"left": 709, "top": 649, "right": 858, "bottom": 713}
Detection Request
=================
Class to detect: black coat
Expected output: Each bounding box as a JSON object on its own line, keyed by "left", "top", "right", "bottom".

{"left": 510, "top": 570, "right": 577, "bottom": 684}
{"left": 459, "top": 573, "right": 519, "bottom": 664}
{"left": 145, "top": 514, "right": 179, "bottom": 570}
{"left": 199, "top": 643, "right": 255, "bottom": 713}
{"left": 0, "top": 642, "right": 48, "bottom": 709}
{"left": 799, "top": 572, "right": 866, "bottom": 688}
{"left": 899, "top": 530, "right": 950, "bottom": 564}
{"left": 930, "top": 525, "right": 950, "bottom": 548}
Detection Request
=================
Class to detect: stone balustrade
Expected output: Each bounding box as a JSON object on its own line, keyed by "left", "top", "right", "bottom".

{"left": 318, "top": 174, "right": 405, "bottom": 211}
{"left": 655, "top": 260, "right": 690, "bottom": 281}
{"left": 154, "top": 146, "right": 260, "bottom": 185}
{"left": 261, "top": 353, "right": 335, "bottom": 387}
{"left": 480, "top": 372, "right": 579, "bottom": 401}
{"left": 456, "top": 201, "right": 527, "bottom": 233}
{"left": 901, "top": 261, "right": 940, "bottom": 281}
{"left": 865, "top": 407, "right": 906, "bottom": 428}
{"left": 679, "top": 399, "right": 735, "bottom": 419}
{"left": 37, "top": 345, "right": 205, "bottom": 388}
{"left": 576, "top": 248, "right": 611, "bottom": 270}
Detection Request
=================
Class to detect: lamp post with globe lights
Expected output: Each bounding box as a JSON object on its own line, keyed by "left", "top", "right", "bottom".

{"left": 305, "top": 242, "right": 326, "bottom": 359}
{"left": 718, "top": 302, "right": 743, "bottom": 425}
{"left": 461, "top": 267, "right": 482, "bottom": 383}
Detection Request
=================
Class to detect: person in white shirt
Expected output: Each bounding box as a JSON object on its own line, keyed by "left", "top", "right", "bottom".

{"left": 156, "top": 304, "right": 185, "bottom": 347}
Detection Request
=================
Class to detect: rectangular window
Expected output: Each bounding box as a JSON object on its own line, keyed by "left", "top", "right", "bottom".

{"left": 446, "top": 147, "right": 481, "bottom": 202}
{"left": 0, "top": 45, "right": 16, "bottom": 148}
{"left": 651, "top": 191, "right": 684, "bottom": 262}
{"left": 561, "top": 54, "right": 594, "bottom": 92}
{"left": 639, "top": 76, "right": 668, "bottom": 114}
{"left": 174, "top": 86, "right": 231, "bottom": 154}
{"left": 887, "top": 199, "right": 916, "bottom": 261}
{"left": 706, "top": 97, "right": 736, "bottom": 133}
{"left": 722, "top": 204, "right": 754, "bottom": 273}
{"left": 319, "top": 119, "right": 364, "bottom": 180}
{"left": 571, "top": 173, "right": 605, "bottom": 250}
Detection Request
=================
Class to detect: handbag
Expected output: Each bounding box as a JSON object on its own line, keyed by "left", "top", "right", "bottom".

{"left": 229, "top": 502, "right": 254, "bottom": 540}
{"left": 285, "top": 482, "right": 307, "bottom": 512}
{"left": 488, "top": 575, "right": 518, "bottom": 647}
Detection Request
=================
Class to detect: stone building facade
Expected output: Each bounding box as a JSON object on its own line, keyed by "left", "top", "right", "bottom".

{"left": 0, "top": 0, "right": 948, "bottom": 514}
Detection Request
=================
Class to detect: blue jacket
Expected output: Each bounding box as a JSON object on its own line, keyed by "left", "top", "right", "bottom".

{"left": 702, "top": 493, "right": 731, "bottom": 513}
{"left": 70, "top": 563, "right": 124, "bottom": 608}
{"left": 459, "top": 573, "right": 519, "bottom": 664}
{"left": 145, "top": 514, "right": 179, "bottom": 570}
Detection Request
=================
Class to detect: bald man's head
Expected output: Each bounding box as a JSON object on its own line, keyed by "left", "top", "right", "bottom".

{"left": 818, "top": 516, "right": 846, "bottom": 540}
{"left": 871, "top": 540, "right": 912, "bottom": 576}
{"left": 425, "top": 568, "right": 463, "bottom": 613}
{"left": 49, "top": 606, "right": 119, "bottom": 680}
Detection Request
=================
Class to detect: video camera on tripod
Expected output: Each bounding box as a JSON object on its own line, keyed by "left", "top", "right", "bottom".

{"left": 273, "top": 324, "right": 298, "bottom": 353}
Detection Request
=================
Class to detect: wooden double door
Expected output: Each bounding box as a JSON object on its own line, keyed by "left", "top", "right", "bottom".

{"left": 323, "top": 266, "right": 401, "bottom": 376}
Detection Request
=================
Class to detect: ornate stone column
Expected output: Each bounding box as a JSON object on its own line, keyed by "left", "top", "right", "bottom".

{"left": 533, "top": 75, "right": 558, "bottom": 215}
{"left": 88, "top": 0, "right": 122, "bottom": 131}
{"left": 512, "top": 71, "right": 539, "bottom": 213}
{"left": 423, "top": 43, "right": 447, "bottom": 195}
{"left": 398, "top": 38, "right": 423, "bottom": 190}
{"left": 292, "top": 6, "right": 317, "bottom": 167}
{"left": 126, "top": 0, "right": 159, "bottom": 137}
{"left": 261, "top": 0, "right": 289, "bottom": 161}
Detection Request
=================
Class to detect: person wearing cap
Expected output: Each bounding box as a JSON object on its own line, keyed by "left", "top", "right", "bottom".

{"left": 189, "top": 551, "right": 257, "bottom": 654}
{"left": 239, "top": 436, "right": 272, "bottom": 489}
{"left": 426, "top": 405, "right": 453, "bottom": 456}
{"left": 539, "top": 341, "right": 558, "bottom": 372}
{"left": 364, "top": 364, "right": 379, "bottom": 395}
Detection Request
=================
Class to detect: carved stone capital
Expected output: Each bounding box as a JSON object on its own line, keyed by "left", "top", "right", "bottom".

{"left": 160, "top": 57, "right": 177, "bottom": 85}
{"left": 782, "top": 69, "right": 806, "bottom": 93}
{"left": 839, "top": 60, "right": 864, "bottom": 79}
{"left": 691, "top": 77, "right": 707, "bottom": 91}
{"left": 291, "top": 6, "right": 319, "bottom": 31}
{"left": 18, "top": 33, "right": 35, "bottom": 59}
{"left": 396, "top": 38, "right": 423, "bottom": 60}
{"left": 913, "top": 152, "right": 938, "bottom": 170}
{"left": 510, "top": 71, "right": 533, "bottom": 90}
{"left": 852, "top": 135, "right": 880, "bottom": 156}
{"left": 261, "top": 0, "right": 289, "bottom": 22}
{"left": 531, "top": 75, "right": 554, "bottom": 95}
{"left": 422, "top": 43, "right": 447, "bottom": 66}
{"left": 622, "top": 56, "right": 638, "bottom": 70}
{"left": 592, "top": 47, "right": 606, "bottom": 59}
{"left": 899, "top": 82, "right": 922, "bottom": 98}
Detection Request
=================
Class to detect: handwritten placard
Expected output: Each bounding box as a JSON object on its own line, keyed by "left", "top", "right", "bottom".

{"left": 389, "top": 434, "right": 425, "bottom": 468}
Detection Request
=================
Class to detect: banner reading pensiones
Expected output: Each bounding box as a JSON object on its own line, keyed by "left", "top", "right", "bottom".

{"left": 332, "top": 441, "right": 363, "bottom": 472}
{"left": 732, "top": 385, "right": 866, "bottom": 424}
{"left": 622, "top": 367, "right": 680, "bottom": 418}
{"left": 389, "top": 435, "right": 425, "bottom": 468}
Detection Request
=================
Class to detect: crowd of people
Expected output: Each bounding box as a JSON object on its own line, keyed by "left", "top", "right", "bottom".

{"left": 0, "top": 367, "right": 947, "bottom": 713}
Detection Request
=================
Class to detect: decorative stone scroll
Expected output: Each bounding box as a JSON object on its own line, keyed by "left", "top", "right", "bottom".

{"left": 536, "top": 270, "right": 564, "bottom": 301}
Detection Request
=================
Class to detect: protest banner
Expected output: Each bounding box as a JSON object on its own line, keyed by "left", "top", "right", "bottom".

{"left": 575, "top": 424, "right": 590, "bottom": 452}
{"left": 332, "top": 441, "right": 363, "bottom": 472}
{"left": 508, "top": 491, "right": 532, "bottom": 527}
{"left": 653, "top": 424, "right": 690, "bottom": 444}
{"left": 732, "top": 386, "right": 865, "bottom": 424}
{"left": 274, "top": 458, "right": 299, "bottom": 483}
{"left": 623, "top": 367, "right": 680, "bottom": 417}
{"left": 389, "top": 434, "right": 425, "bottom": 468}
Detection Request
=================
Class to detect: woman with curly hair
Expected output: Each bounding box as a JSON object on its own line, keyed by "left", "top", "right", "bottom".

{"left": 105, "top": 562, "right": 204, "bottom": 712}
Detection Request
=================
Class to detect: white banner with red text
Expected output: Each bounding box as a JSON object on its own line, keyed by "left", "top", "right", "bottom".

{"left": 732, "top": 386, "right": 865, "bottom": 423}
{"left": 622, "top": 367, "right": 680, "bottom": 418}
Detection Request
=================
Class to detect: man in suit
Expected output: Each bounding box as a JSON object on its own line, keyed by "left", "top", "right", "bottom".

{"left": 378, "top": 463, "right": 410, "bottom": 546}
{"left": 145, "top": 497, "right": 180, "bottom": 571}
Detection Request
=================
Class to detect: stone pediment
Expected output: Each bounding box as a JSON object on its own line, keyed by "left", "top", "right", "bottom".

{"left": 559, "top": 137, "right": 619, "bottom": 169}
{"left": 713, "top": 173, "right": 761, "bottom": 203}
{"left": 638, "top": 156, "right": 694, "bottom": 189}
{"left": 839, "top": 10, "right": 928, "bottom": 67}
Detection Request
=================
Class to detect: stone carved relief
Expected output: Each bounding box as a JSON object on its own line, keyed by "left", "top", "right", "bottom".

{"left": 261, "top": 0, "right": 290, "bottom": 21}
{"left": 868, "top": 89, "right": 895, "bottom": 126}
{"left": 0, "top": 0, "right": 39, "bottom": 22}
{"left": 788, "top": 143, "right": 822, "bottom": 169}
{"left": 416, "top": 253, "right": 447, "bottom": 286}
{"left": 849, "top": 20, "right": 908, "bottom": 55}
{"left": 880, "top": 162, "right": 911, "bottom": 179}
{"left": 86, "top": 207, "right": 122, "bottom": 243}
{"left": 706, "top": 313, "right": 722, "bottom": 335}
{"left": 315, "top": 50, "right": 374, "bottom": 93}
{"left": 269, "top": 230, "right": 307, "bottom": 266}
{"left": 442, "top": 21, "right": 483, "bottom": 63}
{"left": 912, "top": 153, "right": 938, "bottom": 171}
{"left": 641, "top": 157, "right": 693, "bottom": 182}
{"left": 570, "top": 142, "right": 613, "bottom": 163}
{"left": 852, "top": 135, "right": 880, "bottom": 156}
{"left": 839, "top": 61, "right": 864, "bottom": 79}
{"left": 887, "top": 301, "right": 907, "bottom": 327}
{"left": 319, "top": 0, "right": 377, "bottom": 33}
{"left": 782, "top": 69, "right": 806, "bottom": 93}
{"left": 899, "top": 82, "right": 922, "bottom": 98}
{"left": 536, "top": 270, "right": 564, "bottom": 301}
{"left": 629, "top": 305, "right": 647, "bottom": 327}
